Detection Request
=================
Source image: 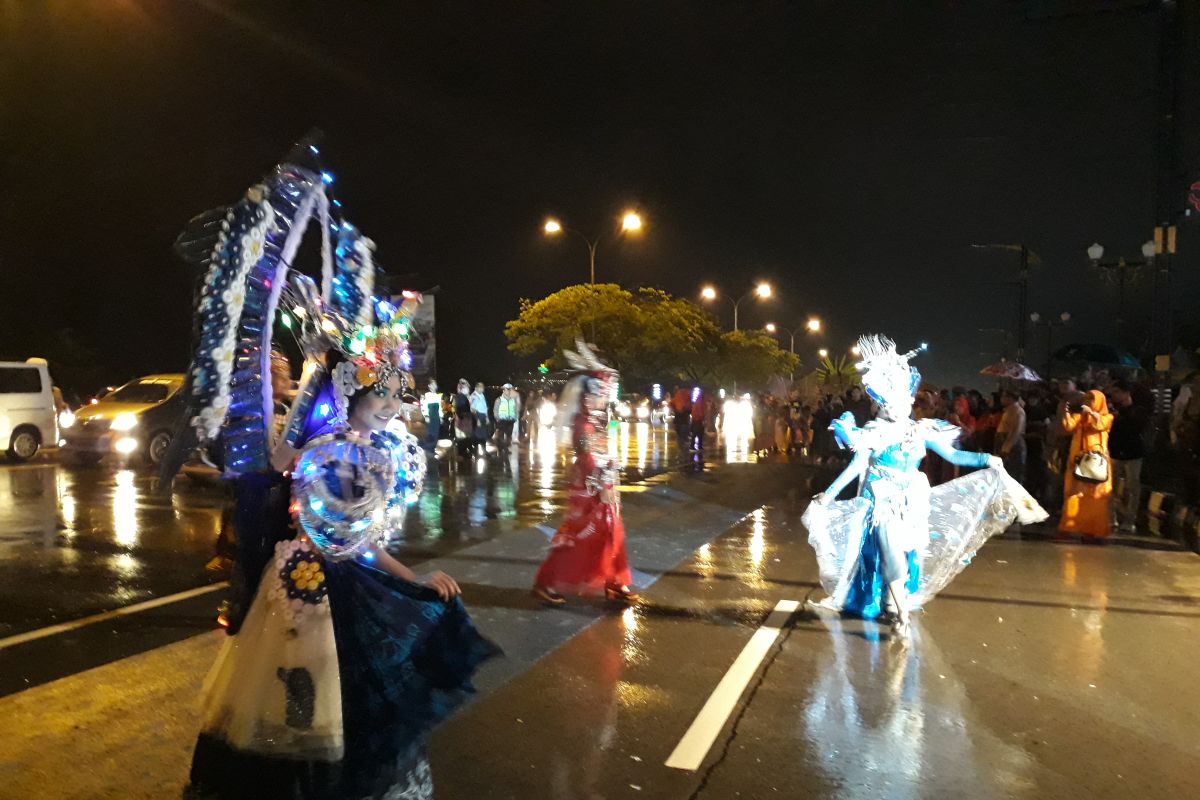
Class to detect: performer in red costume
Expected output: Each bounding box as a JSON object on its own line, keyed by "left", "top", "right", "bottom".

{"left": 532, "top": 341, "right": 637, "bottom": 606}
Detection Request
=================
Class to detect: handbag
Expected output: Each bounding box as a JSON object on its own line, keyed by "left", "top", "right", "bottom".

{"left": 1073, "top": 450, "right": 1109, "bottom": 483}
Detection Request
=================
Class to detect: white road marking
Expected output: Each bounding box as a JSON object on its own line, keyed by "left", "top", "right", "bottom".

{"left": 0, "top": 581, "right": 229, "bottom": 651}
{"left": 665, "top": 598, "right": 799, "bottom": 772}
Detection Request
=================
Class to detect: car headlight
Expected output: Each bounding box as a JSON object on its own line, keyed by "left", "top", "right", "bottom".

{"left": 59, "top": 409, "right": 76, "bottom": 429}
{"left": 111, "top": 413, "right": 139, "bottom": 432}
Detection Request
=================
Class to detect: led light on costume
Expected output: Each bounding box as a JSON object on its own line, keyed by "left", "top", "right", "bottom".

{"left": 329, "top": 223, "right": 377, "bottom": 328}
{"left": 291, "top": 432, "right": 396, "bottom": 560}
{"left": 192, "top": 187, "right": 276, "bottom": 442}
{"left": 186, "top": 164, "right": 335, "bottom": 473}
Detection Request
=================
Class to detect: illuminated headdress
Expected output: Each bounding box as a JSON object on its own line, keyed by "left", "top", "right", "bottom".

{"left": 556, "top": 339, "right": 617, "bottom": 448}
{"left": 170, "top": 137, "right": 419, "bottom": 474}
{"left": 331, "top": 322, "right": 412, "bottom": 417}
{"left": 853, "top": 334, "right": 923, "bottom": 410}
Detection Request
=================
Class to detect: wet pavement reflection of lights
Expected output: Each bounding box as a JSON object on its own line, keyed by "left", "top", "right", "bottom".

{"left": 55, "top": 469, "right": 76, "bottom": 531}
{"left": 803, "top": 616, "right": 1036, "bottom": 795}
{"left": 635, "top": 422, "right": 649, "bottom": 470}
{"left": 746, "top": 507, "right": 767, "bottom": 585}
{"left": 695, "top": 542, "right": 715, "bottom": 579}
{"left": 112, "top": 470, "right": 139, "bottom": 547}
{"left": 620, "top": 605, "right": 645, "bottom": 663}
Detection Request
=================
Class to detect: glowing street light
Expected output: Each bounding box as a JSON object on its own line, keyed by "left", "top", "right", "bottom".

{"left": 542, "top": 209, "right": 645, "bottom": 284}
{"left": 764, "top": 313, "right": 822, "bottom": 357}
{"left": 700, "top": 282, "right": 774, "bottom": 331}
{"left": 818, "top": 348, "right": 829, "bottom": 359}
{"left": 850, "top": 345, "right": 861, "bottom": 357}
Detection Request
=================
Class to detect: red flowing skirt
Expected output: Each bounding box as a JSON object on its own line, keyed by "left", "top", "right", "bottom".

{"left": 535, "top": 472, "right": 632, "bottom": 595}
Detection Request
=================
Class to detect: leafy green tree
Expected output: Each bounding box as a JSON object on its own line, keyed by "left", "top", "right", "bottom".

{"left": 505, "top": 284, "right": 795, "bottom": 388}
{"left": 683, "top": 329, "right": 799, "bottom": 387}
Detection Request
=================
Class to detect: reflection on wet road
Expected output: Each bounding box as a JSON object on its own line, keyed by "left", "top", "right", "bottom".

{"left": 0, "top": 421, "right": 734, "bottom": 638}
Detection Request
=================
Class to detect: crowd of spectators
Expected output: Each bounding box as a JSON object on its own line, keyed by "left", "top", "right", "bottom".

{"left": 751, "top": 369, "right": 1200, "bottom": 539}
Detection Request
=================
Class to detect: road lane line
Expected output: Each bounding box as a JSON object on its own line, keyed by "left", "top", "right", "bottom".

{"left": 665, "top": 598, "right": 799, "bottom": 772}
{"left": 0, "top": 582, "right": 229, "bottom": 651}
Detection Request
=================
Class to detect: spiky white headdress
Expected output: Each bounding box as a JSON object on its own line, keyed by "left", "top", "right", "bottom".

{"left": 853, "top": 334, "right": 922, "bottom": 409}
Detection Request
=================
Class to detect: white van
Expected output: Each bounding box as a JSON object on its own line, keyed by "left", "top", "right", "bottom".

{"left": 0, "top": 359, "right": 59, "bottom": 462}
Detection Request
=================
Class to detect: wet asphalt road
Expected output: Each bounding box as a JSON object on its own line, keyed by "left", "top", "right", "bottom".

{"left": 0, "top": 421, "right": 730, "bottom": 693}
{"left": 2, "top": 424, "right": 1199, "bottom": 799}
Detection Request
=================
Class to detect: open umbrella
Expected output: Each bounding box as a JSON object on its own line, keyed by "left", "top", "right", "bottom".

{"left": 980, "top": 361, "right": 1042, "bottom": 382}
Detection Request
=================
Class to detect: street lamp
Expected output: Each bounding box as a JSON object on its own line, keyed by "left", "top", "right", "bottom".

{"left": 850, "top": 345, "right": 860, "bottom": 357}
{"left": 818, "top": 348, "right": 829, "bottom": 359}
{"left": 543, "top": 209, "right": 645, "bottom": 284}
{"left": 1086, "top": 240, "right": 1156, "bottom": 343}
{"left": 700, "top": 282, "right": 773, "bottom": 331}
{"left": 763, "top": 319, "right": 821, "bottom": 355}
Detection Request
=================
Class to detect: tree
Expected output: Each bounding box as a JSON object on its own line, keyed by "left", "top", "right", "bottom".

{"left": 505, "top": 284, "right": 795, "bottom": 389}
{"left": 684, "top": 329, "right": 799, "bottom": 388}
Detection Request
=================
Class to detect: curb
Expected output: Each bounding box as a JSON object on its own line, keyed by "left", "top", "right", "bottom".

{"left": 1142, "top": 488, "right": 1200, "bottom": 554}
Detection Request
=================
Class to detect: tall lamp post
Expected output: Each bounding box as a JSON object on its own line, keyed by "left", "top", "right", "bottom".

{"left": 700, "top": 282, "right": 773, "bottom": 331}
{"left": 543, "top": 211, "right": 643, "bottom": 285}
{"left": 763, "top": 317, "right": 821, "bottom": 354}
{"left": 1029, "top": 311, "right": 1071, "bottom": 373}
{"left": 1086, "top": 240, "right": 1156, "bottom": 343}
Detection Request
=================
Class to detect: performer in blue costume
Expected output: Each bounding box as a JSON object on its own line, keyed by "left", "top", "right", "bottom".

{"left": 803, "top": 335, "right": 1046, "bottom": 640}
{"left": 174, "top": 155, "right": 498, "bottom": 799}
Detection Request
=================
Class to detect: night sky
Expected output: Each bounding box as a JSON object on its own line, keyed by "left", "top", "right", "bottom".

{"left": 2, "top": 1, "right": 1197, "bottom": 393}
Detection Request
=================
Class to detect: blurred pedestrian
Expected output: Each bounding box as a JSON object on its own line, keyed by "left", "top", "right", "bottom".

{"left": 1173, "top": 373, "right": 1200, "bottom": 504}
{"left": 422, "top": 379, "right": 442, "bottom": 451}
{"left": 670, "top": 384, "right": 692, "bottom": 451}
{"left": 811, "top": 397, "right": 833, "bottom": 464}
{"left": 470, "top": 381, "right": 489, "bottom": 455}
{"left": 995, "top": 389, "right": 1027, "bottom": 483}
{"left": 1108, "top": 379, "right": 1148, "bottom": 533}
{"left": 846, "top": 385, "right": 872, "bottom": 428}
{"left": 453, "top": 379, "right": 475, "bottom": 459}
{"left": 690, "top": 388, "right": 707, "bottom": 454}
{"left": 523, "top": 389, "right": 541, "bottom": 445}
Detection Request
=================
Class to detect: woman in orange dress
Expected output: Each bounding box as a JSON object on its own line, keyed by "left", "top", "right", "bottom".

{"left": 1058, "top": 389, "right": 1113, "bottom": 539}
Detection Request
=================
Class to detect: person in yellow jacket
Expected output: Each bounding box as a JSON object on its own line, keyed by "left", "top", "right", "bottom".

{"left": 1058, "top": 389, "right": 1113, "bottom": 539}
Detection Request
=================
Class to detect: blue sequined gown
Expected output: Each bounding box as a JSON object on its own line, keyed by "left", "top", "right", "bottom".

{"left": 188, "top": 473, "right": 500, "bottom": 800}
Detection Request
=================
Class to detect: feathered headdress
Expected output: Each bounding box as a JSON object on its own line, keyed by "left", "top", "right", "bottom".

{"left": 555, "top": 339, "right": 617, "bottom": 445}
{"left": 853, "top": 334, "right": 923, "bottom": 409}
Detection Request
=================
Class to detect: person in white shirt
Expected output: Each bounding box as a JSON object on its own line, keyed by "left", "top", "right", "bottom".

{"left": 469, "top": 382, "right": 490, "bottom": 454}
{"left": 421, "top": 380, "right": 442, "bottom": 451}
{"left": 994, "top": 389, "right": 1027, "bottom": 483}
